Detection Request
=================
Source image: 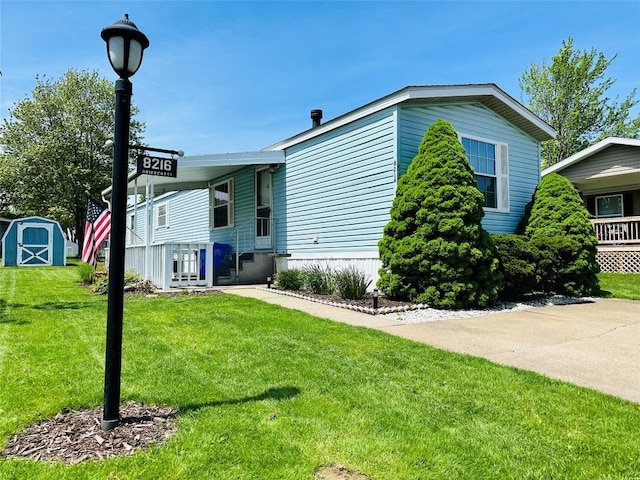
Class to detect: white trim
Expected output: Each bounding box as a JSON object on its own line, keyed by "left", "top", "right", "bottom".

{"left": 459, "top": 133, "right": 510, "bottom": 213}
{"left": 17, "top": 222, "right": 54, "bottom": 266}
{"left": 284, "top": 251, "right": 381, "bottom": 292}
{"left": 255, "top": 167, "right": 272, "bottom": 249}
{"left": 154, "top": 203, "right": 169, "bottom": 229}
{"left": 103, "top": 150, "right": 284, "bottom": 198}
{"left": 595, "top": 194, "right": 624, "bottom": 218}
{"left": 542, "top": 137, "right": 640, "bottom": 176}
{"left": 287, "top": 251, "right": 379, "bottom": 260}
{"left": 265, "top": 84, "right": 554, "bottom": 151}
{"left": 209, "top": 178, "right": 235, "bottom": 230}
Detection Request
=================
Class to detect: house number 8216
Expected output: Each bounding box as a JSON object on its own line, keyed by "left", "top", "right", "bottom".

{"left": 142, "top": 156, "right": 173, "bottom": 171}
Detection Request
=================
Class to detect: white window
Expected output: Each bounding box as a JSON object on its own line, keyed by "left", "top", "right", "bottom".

{"left": 461, "top": 136, "right": 509, "bottom": 212}
{"left": 210, "top": 179, "right": 234, "bottom": 229}
{"left": 596, "top": 194, "right": 623, "bottom": 218}
{"left": 154, "top": 203, "right": 169, "bottom": 229}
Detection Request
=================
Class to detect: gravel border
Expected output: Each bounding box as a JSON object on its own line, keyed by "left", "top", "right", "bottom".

{"left": 379, "top": 295, "right": 596, "bottom": 324}
{"left": 257, "top": 287, "right": 595, "bottom": 323}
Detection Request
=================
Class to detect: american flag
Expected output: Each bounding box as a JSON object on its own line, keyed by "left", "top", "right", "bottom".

{"left": 82, "top": 196, "right": 111, "bottom": 267}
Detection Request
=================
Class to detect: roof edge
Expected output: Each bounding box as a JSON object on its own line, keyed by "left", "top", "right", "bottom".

{"left": 264, "top": 83, "right": 555, "bottom": 151}
{"left": 542, "top": 137, "right": 640, "bottom": 176}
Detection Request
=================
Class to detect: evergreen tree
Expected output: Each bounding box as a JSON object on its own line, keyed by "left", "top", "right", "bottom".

{"left": 377, "top": 119, "right": 501, "bottom": 309}
{"left": 524, "top": 173, "right": 600, "bottom": 296}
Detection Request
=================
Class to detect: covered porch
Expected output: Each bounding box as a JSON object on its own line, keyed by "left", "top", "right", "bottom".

{"left": 102, "top": 150, "right": 285, "bottom": 288}
{"left": 591, "top": 217, "right": 640, "bottom": 273}
{"left": 541, "top": 137, "right": 640, "bottom": 273}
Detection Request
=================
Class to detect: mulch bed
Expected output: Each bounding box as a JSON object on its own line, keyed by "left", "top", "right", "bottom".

{"left": 2, "top": 402, "right": 178, "bottom": 465}
{"left": 265, "top": 289, "right": 418, "bottom": 314}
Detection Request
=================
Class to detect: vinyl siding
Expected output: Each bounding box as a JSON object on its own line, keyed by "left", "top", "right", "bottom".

{"left": 398, "top": 103, "right": 541, "bottom": 233}
{"left": 126, "top": 189, "right": 210, "bottom": 245}
{"left": 281, "top": 108, "right": 397, "bottom": 253}
{"left": 560, "top": 145, "right": 640, "bottom": 180}
{"left": 208, "top": 166, "right": 257, "bottom": 252}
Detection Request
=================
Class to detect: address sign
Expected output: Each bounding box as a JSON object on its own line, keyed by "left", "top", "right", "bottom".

{"left": 136, "top": 154, "right": 178, "bottom": 178}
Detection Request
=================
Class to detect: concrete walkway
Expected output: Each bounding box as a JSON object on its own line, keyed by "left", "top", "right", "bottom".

{"left": 224, "top": 286, "right": 640, "bottom": 403}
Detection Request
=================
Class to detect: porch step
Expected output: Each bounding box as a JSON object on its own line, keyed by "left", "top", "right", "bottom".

{"left": 213, "top": 252, "right": 274, "bottom": 285}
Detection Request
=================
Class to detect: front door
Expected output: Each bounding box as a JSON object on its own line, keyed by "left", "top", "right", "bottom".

{"left": 255, "top": 168, "right": 272, "bottom": 249}
{"left": 17, "top": 223, "right": 53, "bottom": 266}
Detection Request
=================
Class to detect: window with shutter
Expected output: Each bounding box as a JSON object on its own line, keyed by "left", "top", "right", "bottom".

{"left": 461, "top": 135, "right": 509, "bottom": 212}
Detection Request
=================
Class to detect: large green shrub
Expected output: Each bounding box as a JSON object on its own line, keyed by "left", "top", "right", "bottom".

{"left": 492, "top": 234, "right": 538, "bottom": 300}
{"left": 377, "top": 119, "right": 501, "bottom": 309}
{"left": 524, "top": 173, "right": 600, "bottom": 296}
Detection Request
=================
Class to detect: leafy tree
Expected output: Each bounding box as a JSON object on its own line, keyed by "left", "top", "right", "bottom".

{"left": 524, "top": 173, "right": 599, "bottom": 296}
{"left": 377, "top": 119, "right": 501, "bottom": 309}
{"left": 0, "top": 69, "right": 144, "bottom": 245}
{"left": 520, "top": 37, "right": 640, "bottom": 168}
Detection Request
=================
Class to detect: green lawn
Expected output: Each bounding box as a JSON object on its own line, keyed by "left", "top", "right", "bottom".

{"left": 1, "top": 266, "right": 639, "bottom": 479}
{"left": 598, "top": 272, "right": 640, "bottom": 300}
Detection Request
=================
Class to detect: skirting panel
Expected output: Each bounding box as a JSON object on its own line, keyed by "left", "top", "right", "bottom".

{"left": 597, "top": 249, "right": 640, "bottom": 273}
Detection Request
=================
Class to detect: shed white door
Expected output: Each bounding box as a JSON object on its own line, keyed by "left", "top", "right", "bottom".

{"left": 17, "top": 223, "right": 53, "bottom": 266}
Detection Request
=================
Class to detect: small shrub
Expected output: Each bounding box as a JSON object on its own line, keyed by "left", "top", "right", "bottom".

{"left": 334, "top": 266, "right": 371, "bottom": 300}
{"left": 275, "top": 269, "right": 305, "bottom": 291}
{"left": 89, "top": 270, "right": 147, "bottom": 295}
{"left": 90, "top": 275, "right": 109, "bottom": 295}
{"left": 78, "top": 262, "right": 96, "bottom": 284}
{"left": 303, "top": 263, "right": 335, "bottom": 295}
{"left": 124, "top": 269, "right": 143, "bottom": 285}
{"left": 492, "top": 234, "right": 538, "bottom": 300}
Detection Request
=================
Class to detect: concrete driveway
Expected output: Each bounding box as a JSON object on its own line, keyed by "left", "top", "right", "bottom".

{"left": 225, "top": 288, "right": 640, "bottom": 403}
{"left": 376, "top": 299, "right": 640, "bottom": 403}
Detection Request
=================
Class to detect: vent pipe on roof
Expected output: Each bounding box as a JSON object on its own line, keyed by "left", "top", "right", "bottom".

{"left": 311, "top": 109, "right": 323, "bottom": 128}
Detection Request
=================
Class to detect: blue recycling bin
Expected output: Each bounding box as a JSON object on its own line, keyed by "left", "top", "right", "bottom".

{"left": 199, "top": 249, "right": 206, "bottom": 280}
{"left": 213, "top": 243, "right": 230, "bottom": 269}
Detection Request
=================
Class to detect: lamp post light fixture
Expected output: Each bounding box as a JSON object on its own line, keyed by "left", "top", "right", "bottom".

{"left": 100, "top": 13, "right": 149, "bottom": 431}
{"left": 373, "top": 288, "right": 379, "bottom": 310}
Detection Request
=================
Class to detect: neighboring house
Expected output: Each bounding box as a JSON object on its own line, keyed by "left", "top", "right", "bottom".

{"left": 109, "top": 84, "right": 554, "bottom": 289}
{"left": 1, "top": 216, "right": 67, "bottom": 267}
{"left": 542, "top": 137, "right": 640, "bottom": 273}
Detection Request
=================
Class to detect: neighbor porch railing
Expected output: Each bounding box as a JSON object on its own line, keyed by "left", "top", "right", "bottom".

{"left": 591, "top": 216, "right": 640, "bottom": 245}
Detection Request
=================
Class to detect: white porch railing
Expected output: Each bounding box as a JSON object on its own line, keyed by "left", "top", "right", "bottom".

{"left": 124, "top": 242, "right": 214, "bottom": 290}
{"left": 591, "top": 216, "right": 640, "bottom": 245}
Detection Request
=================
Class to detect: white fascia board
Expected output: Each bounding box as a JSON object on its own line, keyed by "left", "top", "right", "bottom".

{"left": 181, "top": 150, "right": 284, "bottom": 166}
{"left": 101, "top": 150, "right": 285, "bottom": 198}
{"left": 265, "top": 84, "right": 555, "bottom": 151}
{"left": 542, "top": 137, "right": 640, "bottom": 176}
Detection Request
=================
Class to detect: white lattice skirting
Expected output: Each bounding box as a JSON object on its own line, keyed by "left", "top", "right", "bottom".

{"left": 597, "top": 248, "right": 640, "bottom": 273}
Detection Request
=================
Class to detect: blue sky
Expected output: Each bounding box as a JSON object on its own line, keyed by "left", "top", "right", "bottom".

{"left": 1, "top": 1, "right": 639, "bottom": 156}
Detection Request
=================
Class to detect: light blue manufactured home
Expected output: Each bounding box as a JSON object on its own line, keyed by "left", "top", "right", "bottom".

{"left": 111, "top": 84, "right": 554, "bottom": 288}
